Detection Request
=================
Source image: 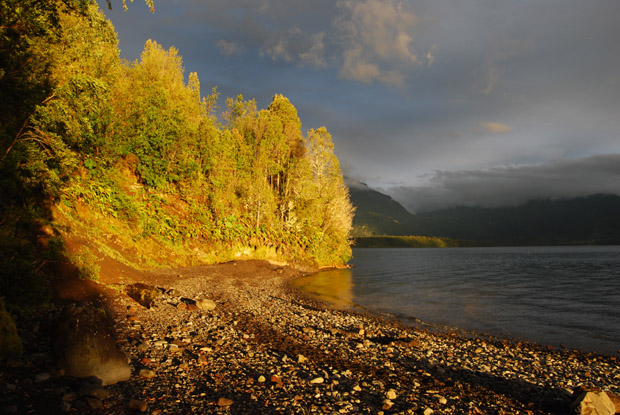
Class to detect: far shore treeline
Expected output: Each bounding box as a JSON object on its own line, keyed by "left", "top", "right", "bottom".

{"left": 354, "top": 236, "right": 480, "bottom": 248}
{"left": 0, "top": 1, "right": 354, "bottom": 315}
{"left": 348, "top": 177, "right": 620, "bottom": 247}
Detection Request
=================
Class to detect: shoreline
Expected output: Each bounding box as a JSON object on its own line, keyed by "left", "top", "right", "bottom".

{"left": 2, "top": 260, "right": 619, "bottom": 414}
{"left": 346, "top": 245, "right": 620, "bottom": 357}
{"left": 330, "top": 304, "right": 617, "bottom": 359}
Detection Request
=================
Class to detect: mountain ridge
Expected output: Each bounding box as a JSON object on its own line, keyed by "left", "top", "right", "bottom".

{"left": 346, "top": 177, "right": 417, "bottom": 237}
{"left": 347, "top": 179, "right": 620, "bottom": 245}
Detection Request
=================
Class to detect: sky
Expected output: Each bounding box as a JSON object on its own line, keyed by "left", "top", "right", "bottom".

{"left": 99, "top": 0, "right": 620, "bottom": 212}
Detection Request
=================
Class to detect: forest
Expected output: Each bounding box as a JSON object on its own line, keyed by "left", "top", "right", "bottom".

{"left": 0, "top": 0, "right": 354, "bottom": 320}
{"left": 349, "top": 179, "right": 620, "bottom": 247}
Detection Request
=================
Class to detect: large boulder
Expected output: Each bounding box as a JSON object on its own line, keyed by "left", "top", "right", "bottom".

{"left": 570, "top": 390, "right": 617, "bottom": 415}
{"left": 195, "top": 298, "right": 216, "bottom": 311}
{"left": 607, "top": 392, "right": 620, "bottom": 414}
{"left": 55, "top": 304, "right": 130, "bottom": 386}
{"left": 125, "top": 283, "right": 161, "bottom": 309}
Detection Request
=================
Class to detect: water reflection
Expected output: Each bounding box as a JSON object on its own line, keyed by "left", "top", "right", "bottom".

{"left": 293, "top": 269, "right": 355, "bottom": 309}
{"left": 347, "top": 246, "right": 620, "bottom": 354}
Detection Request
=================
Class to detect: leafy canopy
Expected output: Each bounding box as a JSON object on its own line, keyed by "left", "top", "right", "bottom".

{"left": 0, "top": 0, "right": 354, "bottom": 304}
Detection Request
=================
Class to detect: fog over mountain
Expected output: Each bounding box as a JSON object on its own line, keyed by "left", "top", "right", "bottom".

{"left": 385, "top": 154, "right": 620, "bottom": 213}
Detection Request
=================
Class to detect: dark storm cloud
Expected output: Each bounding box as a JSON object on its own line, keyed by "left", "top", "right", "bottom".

{"left": 386, "top": 155, "right": 620, "bottom": 213}
{"left": 100, "top": 0, "right": 620, "bottom": 198}
{"left": 103, "top": 0, "right": 432, "bottom": 87}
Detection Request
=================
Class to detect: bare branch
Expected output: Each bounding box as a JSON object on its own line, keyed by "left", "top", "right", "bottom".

{"left": 2, "top": 92, "right": 56, "bottom": 161}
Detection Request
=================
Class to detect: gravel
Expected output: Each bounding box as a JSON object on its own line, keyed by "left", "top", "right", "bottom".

{"left": 1, "top": 259, "right": 619, "bottom": 414}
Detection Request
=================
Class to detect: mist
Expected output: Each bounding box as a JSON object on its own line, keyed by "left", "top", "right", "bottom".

{"left": 386, "top": 154, "right": 620, "bottom": 213}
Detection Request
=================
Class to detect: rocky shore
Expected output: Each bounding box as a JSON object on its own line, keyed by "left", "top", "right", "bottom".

{"left": 1, "top": 260, "right": 619, "bottom": 414}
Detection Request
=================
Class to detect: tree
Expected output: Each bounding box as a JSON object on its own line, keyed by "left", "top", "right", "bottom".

{"left": 0, "top": 0, "right": 84, "bottom": 313}
{"left": 302, "top": 127, "right": 354, "bottom": 263}
{"left": 28, "top": 2, "right": 120, "bottom": 160}
{"left": 253, "top": 95, "right": 307, "bottom": 225}
{"left": 106, "top": 0, "right": 155, "bottom": 13}
{"left": 117, "top": 39, "right": 207, "bottom": 186}
{"left": 0, "top": 0, "right": 355, "bottom": 301}
{"left": 1, "top": 0, "right": 63, "bottom": 153}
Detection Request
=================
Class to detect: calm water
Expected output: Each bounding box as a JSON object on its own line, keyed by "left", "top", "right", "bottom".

{"left": 294, "top": 246, "right": 620, "bottom": 354}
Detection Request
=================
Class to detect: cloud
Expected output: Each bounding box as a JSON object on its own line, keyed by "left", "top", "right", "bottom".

{"left": 299, "top": 32, "right": 328, "bottom": 68}
{"left": 474, "top": 65, "right": 503, "bottom": 96}
{"left": 425, "top": 45, "right": 436, "bottom": 68}
{"left": 250, "top": 0, "right": 428, "bottom": 85}
{"left": 158, "top": 0, "right": 431, "bottom": 88}
{"left": 260, "top": 28, "right": 328, "bottom": 68}
{"left": 386, "top": 154, "right": 620, "bottom": 213}
{"left": 217, "top": 40, "right": 244, "bottom": 57}
{"left": 340, "top": 47, "right": 380, "bottom": 83}
{"left": 101, "top": 0, "right": 620, "bottom": 209}
{"left": 472, "top": 38, "right": 534, "bottom": 95}
{"left": 479, "top": 122, "right": 512, "bottom": 134}
{"left": 335, "top": 0, "right": 423, "bottom": 87}
{"left": 260, "top": 27, "right": 302, "bottom": 62}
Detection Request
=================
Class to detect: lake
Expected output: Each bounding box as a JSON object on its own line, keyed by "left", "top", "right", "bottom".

{"left": 293, "top": 246, "right": 620, "bottom": 354}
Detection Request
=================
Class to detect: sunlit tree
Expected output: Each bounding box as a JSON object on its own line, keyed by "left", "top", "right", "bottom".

{"left": 302, "top": 127, "right": 355, "bottom": 263}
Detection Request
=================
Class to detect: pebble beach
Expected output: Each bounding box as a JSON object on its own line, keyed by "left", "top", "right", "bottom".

{"left": 1, "top": 260, "right": 619, "bottom": 414}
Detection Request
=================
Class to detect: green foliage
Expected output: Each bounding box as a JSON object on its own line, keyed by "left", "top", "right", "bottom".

{"left": 0, "top": 1, "right": 120, "bottom": 313}
{"left": 1, "top": 0, "right": 60, "bottom": 142}
{"left": 300, "top": 127, "right": 354, "bottom": 264}
{"left": 69, "top": 247, "right": 101, "bottom": 281}
{"left": 116, "top": 39, "right": 209, "bottom": 188}
{"left": 105, "top": 0, "right": 155, "bottom": 13}
{"left": 348, "top": 182, "right": 420, "bottom": 237}
{"left": 0, "top": 0, "right": 355, "bottom": 311}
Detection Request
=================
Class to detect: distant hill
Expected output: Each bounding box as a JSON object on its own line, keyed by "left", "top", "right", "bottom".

{"left": 408, "top": 194, "right": 620, "bottom": 246}
{"left": 347, "top": 179, "right": 620, "bottom": 245}
{"left": 346, "top": 178, "right": 417, "bottom": 236}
